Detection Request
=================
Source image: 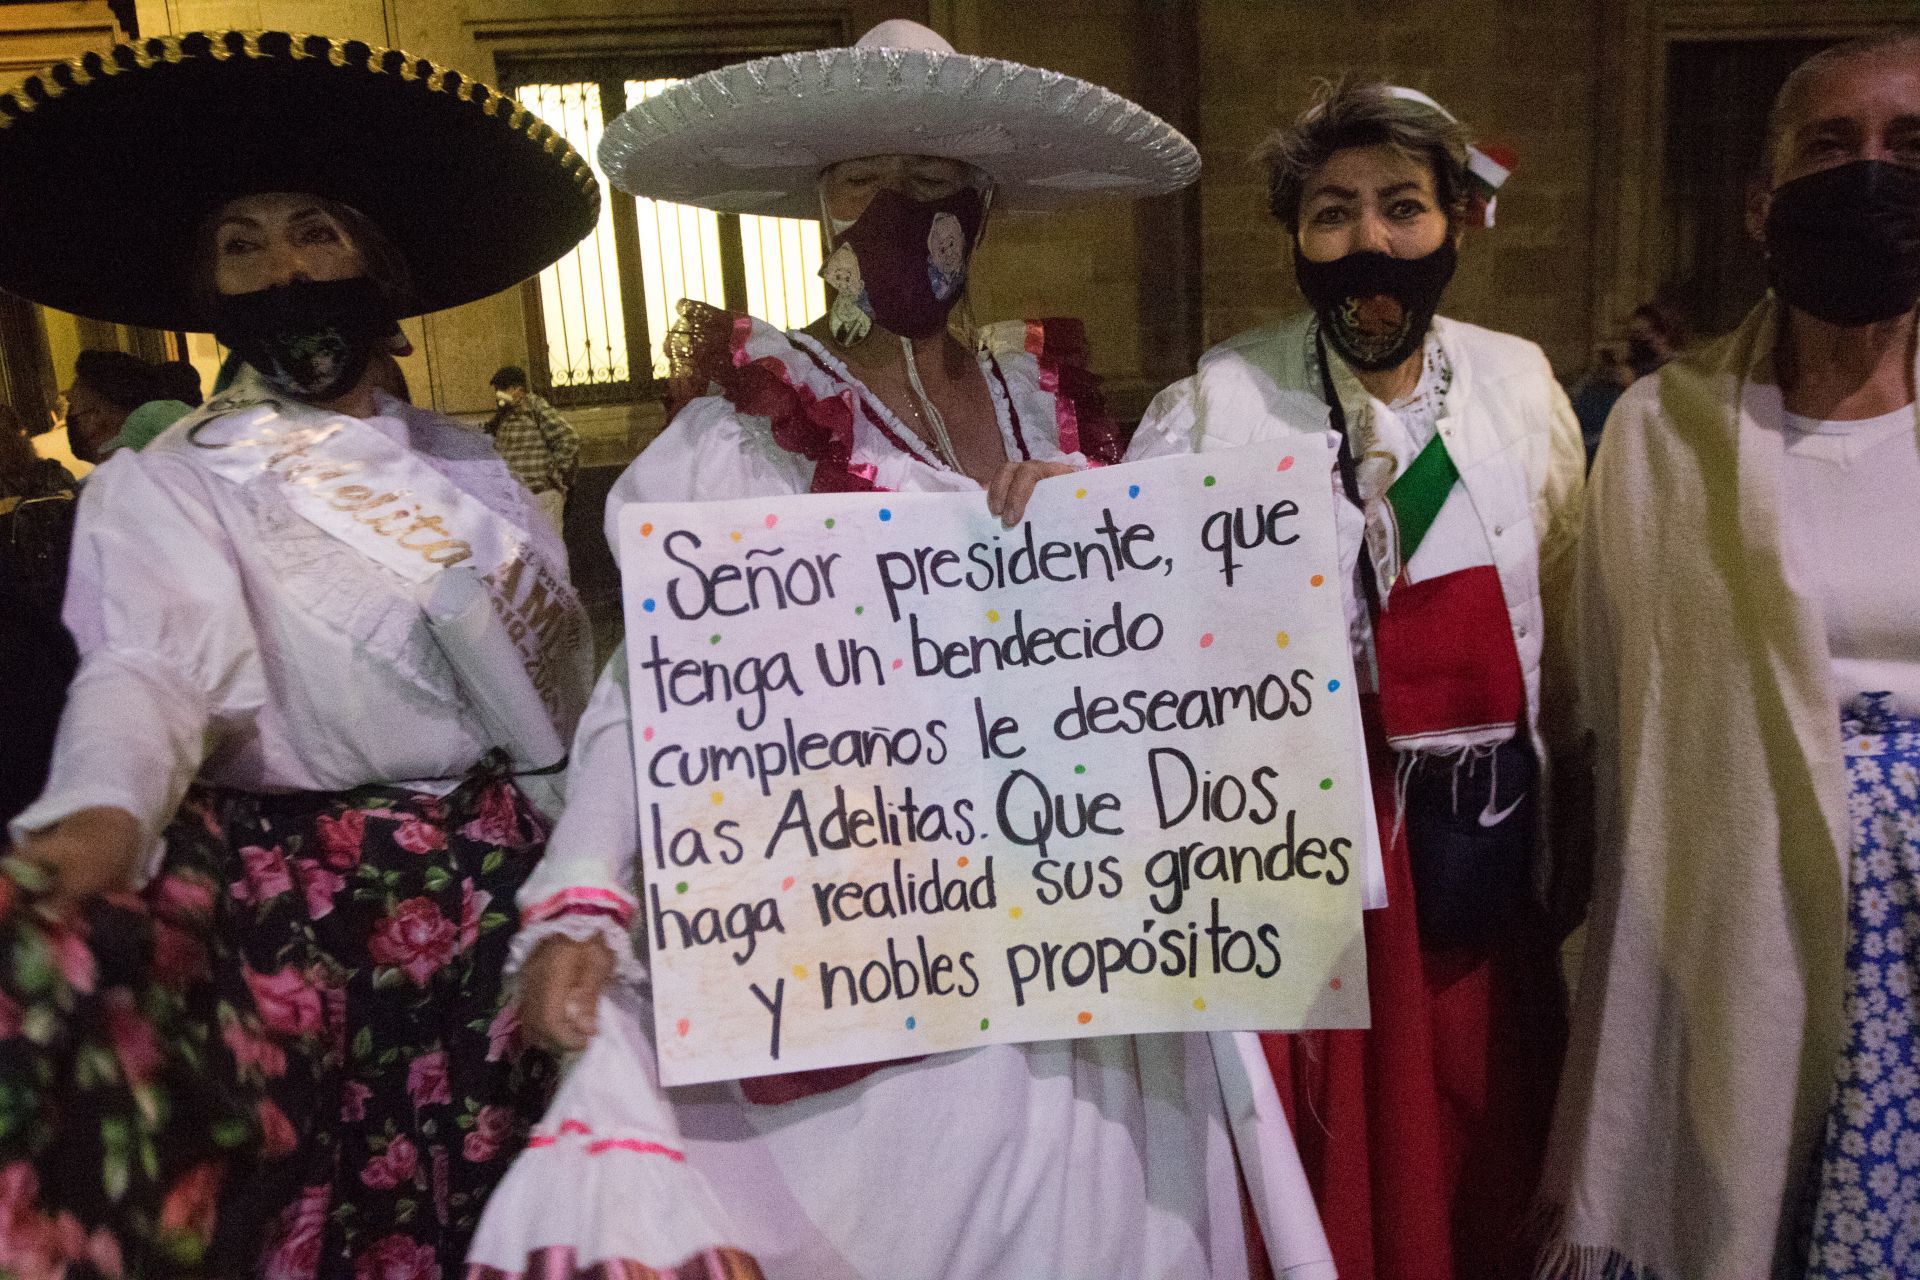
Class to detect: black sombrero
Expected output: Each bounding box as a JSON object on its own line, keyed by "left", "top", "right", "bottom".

{"left": 0, "top": 30, "right": 600, "bottom": 331}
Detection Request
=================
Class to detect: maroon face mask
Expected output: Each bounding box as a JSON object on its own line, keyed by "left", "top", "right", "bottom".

{"left": 826, "top": 186, "right": 986, "bottom": 339}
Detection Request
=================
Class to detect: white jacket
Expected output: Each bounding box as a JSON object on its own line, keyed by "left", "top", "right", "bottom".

{"left": 1127, "top": 312, "right": 1586, "bottom": 903}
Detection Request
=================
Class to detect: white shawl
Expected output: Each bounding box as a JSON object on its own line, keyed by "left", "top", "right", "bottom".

{"left": 1536, "top": 296, "right": 1888, "bottom": 1279}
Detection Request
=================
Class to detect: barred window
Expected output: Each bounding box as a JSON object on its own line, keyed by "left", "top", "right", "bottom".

{"left": 505, "top": 62, "right": 827, "bottom": 408}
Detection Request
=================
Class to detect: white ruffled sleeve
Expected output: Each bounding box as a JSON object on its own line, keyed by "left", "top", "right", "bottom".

{"left": 1125, "top": 375, "right": 1202, "bottom": 462}
{"left": 510, "top": 645, "right": 646, "bottom": 983}
{"left": 601, "top": 396, "right": 813, "bottom": 558}
{"left": 9, "top": 449, "right": 266, "bottom": 876}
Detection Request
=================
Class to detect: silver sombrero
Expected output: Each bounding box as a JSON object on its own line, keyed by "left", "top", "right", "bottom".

{"left": 598, "top": 19, "right": 1200, "bottom": 218}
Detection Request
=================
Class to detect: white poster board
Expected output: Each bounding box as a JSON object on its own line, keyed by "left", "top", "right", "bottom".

{"left": 616, "top": 439, "right": 1373, "bottom": 1086}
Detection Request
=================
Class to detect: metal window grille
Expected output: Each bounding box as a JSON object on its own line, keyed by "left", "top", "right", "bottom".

{"left": 505, "top": 64, "right": 828, "bottom": 407}
{"left": 515, "top": 82, "right": 630, "bottom": 393}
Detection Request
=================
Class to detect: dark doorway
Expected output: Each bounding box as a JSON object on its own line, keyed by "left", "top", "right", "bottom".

{"left": 1661, "top": 37, "right": 1832, "bottom": 336}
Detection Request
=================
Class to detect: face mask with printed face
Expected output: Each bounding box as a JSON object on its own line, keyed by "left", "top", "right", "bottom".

{"left": 212, "top": 276, "right": 395, "bottom": 401}
{"left": 1765, "top": 160, "right": 1920, "bottom": 327}
{"left": 1293, "top": 241, "right": 1458, "bottom": 372}
{"left": 820, "top": 186, "right": 986, "bottom": 341}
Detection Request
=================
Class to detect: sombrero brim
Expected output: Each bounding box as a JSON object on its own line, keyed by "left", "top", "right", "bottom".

{"left": 598, "top": 45, "right": 1199, "bottom": 218}
{"left": 0, "top": 31, "right": 600, "bottom": 331}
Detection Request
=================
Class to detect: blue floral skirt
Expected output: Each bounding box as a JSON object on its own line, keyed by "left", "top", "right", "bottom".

{"left": 1804, "top": 696, "right": 1920, "bottom": 1279}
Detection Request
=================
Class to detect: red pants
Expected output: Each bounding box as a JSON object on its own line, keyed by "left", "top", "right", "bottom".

{"left": 1263, "top": 718, "right": 1566, "bottom": 1280}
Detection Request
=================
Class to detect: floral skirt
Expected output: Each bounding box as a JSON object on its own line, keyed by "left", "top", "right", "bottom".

{"left": 0, "top": 766, "right": 556, "bottom": 1279}
{"left": 1803, "top": 696, "right": 1920, "bottom": 1280}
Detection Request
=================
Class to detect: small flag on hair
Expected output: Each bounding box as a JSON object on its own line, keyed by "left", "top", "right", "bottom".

{"left": 1466, "top": 142, "right": 1515, "bottom": 228}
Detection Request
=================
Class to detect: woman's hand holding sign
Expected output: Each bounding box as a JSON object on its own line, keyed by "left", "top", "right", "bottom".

{"left": 987, "top": 460, "right": 1076, "bottom": 528}
{"left": 520, "top": 933, "right": 618, "bottom": 1052}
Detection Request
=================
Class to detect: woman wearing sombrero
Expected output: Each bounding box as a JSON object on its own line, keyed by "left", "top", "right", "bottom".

{"left": 0, "top": 30, "right": 596, "bottom": 1277}
{"left": 470, "top": 20, "right": 1334, "bottom": 1280}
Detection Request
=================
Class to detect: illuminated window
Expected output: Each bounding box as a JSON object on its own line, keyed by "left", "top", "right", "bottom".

{"left": 507, "top": 66, "right": 827, "bottom": 406}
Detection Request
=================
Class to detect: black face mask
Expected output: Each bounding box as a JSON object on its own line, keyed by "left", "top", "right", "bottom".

{"left": 1764, "top": 160, "right": 1920, "bottom": 327}
{"left": 212, "top": 277, "right": 395, "bottom": 401}
{"left": 1625, "top": 337, "right": 1664, "bottom": 377}
{"left": 1293, "top": 241, "right": 1458, "bottom": 371}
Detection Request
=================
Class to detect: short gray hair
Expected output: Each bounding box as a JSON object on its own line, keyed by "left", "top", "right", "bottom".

{"left": 1764, "top": 33, "right": 1920, "bottom": 176}
{"left": 1256, "top": 77, "right": 1472, "bottom": 232}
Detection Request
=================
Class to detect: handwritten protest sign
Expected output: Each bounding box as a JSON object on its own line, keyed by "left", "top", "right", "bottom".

{"left": 616, "top": 439, "right": 1372, "bottom": 1086}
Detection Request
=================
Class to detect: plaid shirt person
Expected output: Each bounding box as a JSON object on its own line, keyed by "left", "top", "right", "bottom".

{"left": 480, "top": 364, "right": 576, "bottom": 498}
{"left": 486, "top": 389, "right": 578, "bottom": 495}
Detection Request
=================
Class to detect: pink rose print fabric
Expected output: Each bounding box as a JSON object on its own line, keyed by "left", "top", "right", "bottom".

{"left": 0, "top": 766, "right": 555, "bottom": 1280}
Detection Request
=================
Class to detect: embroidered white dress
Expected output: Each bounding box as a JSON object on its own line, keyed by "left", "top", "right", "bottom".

{"left": 467, "top": 319, "right": 1336, "bottom": 1280}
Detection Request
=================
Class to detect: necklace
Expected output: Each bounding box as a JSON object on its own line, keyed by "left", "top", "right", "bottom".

{"left": 834, "top": 331, "right": 965, "bottom": 473}
{"left": 897, "top": 336, "right": 963, "bottom": 472}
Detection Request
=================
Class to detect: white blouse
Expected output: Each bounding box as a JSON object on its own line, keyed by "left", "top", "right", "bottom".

{"left": 1777, "top": 402, "right": 1920, "bottom": 715}
{"left": 9, "top": 388, "right": 585, "bottom": 867}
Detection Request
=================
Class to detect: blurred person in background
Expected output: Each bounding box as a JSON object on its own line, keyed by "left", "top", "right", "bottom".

{"left": 486, "top": 363, "right": 578, "bottom": 534}
{"left": 0, "top": 402, "right": 79, "bottom": 828}
{"left": 156, "top": 358, "right": 205, "bottom": 407}
{"left": 62, "top": 347, "right": 166, "bottom": 465}
{"left": 106, "top": 358, "right": 210, "bottom": 455}
{"left": 1566, "top": 300, "right": 1689, "bottom": 463}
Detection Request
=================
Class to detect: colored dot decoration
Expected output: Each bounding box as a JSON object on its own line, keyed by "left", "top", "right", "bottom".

{"left": 1310, "top": 574, "right": 1326, "bottom": 588}
{"left": 674, "top": 881, "right": 689, "bottom": 894}
{"left": 1199, "top": 632, "right": 1215, "bottom": 649}
{"left": 986, "top": 609, "right": 1000, "bottom": 623}
{"left": 956, "top": 856, "right": 970, "bottom": 868}
{"left": 905, "top": 1016, "right": 917, "bottom": 1031}
{"left": 709, "top": 634, "right": 722, "bottom": 645}
{"left": 1074, "top": 764, "right": 1086, "bottom": 775}
{"left": 878, "top": 508, "right": 893, "bottom": 522}
{"left": 730, "top": 531, "right": 742, "bottom": 542}
{"left": 676, "top": 1018, "right": 691, "bottom": 1037}
{"left": 764, "top": 514, "right": 779, "bottom": 529}
{"left": 855, "top": 605, "right": 864, "bottom": 615}
{"left": 1193, "top": 997, "right": 1207, "bottom": 1012}
{"left": 1275, "top": 631, "right": 1290, "bottom": 648}
{"left": 1203, "top": 475, "right": 1217, "bottom": 487}
{"left": 1076, "top": 1011, "right": 1094, "bottom": 1025}
{"left": 640, "top": 522, "right": 654, "bottom": 537}
{"left": 825, "top": 517, "right": 837, "bottom": 529}
{"left": 710, "top": 791, "right": 724, "bottom": 805}
{"left": 1328, "top": 678, "right": 1342, "bottom": 692}
{"left": 780, "top": 876, "right": 796, "bottom": 891}
{"left": 1319, "top": 778, "right": 1334, "bottom": 791}
{"left": 1277, "top": 456, "right": 1295, "bottom": 472}
{"left": 642, "top": 598, "right": 656, "bottom": 613}
{"left": 1009, "top": 907, "right": 1024, "bottom": 919}
{"left": 792, "top": 964, "right": 808, "bottom": 979}
{"left": 1330, "top": 978, "right": 1343, "bottom": 991}
{"left": 1075, "top": 487, "right": 1088, "bottom": 499}
{"left": 979, "top": 1018, "right": 991, "bottom": 1031}
{"left": 891, "top": 658, "right": 904, "bottom": 670}
{"left": 1128, "top": 484, "right": 1141, "bottom": 498}
{"left": 642, "top": 727, "right": 655, "bottom": 742}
